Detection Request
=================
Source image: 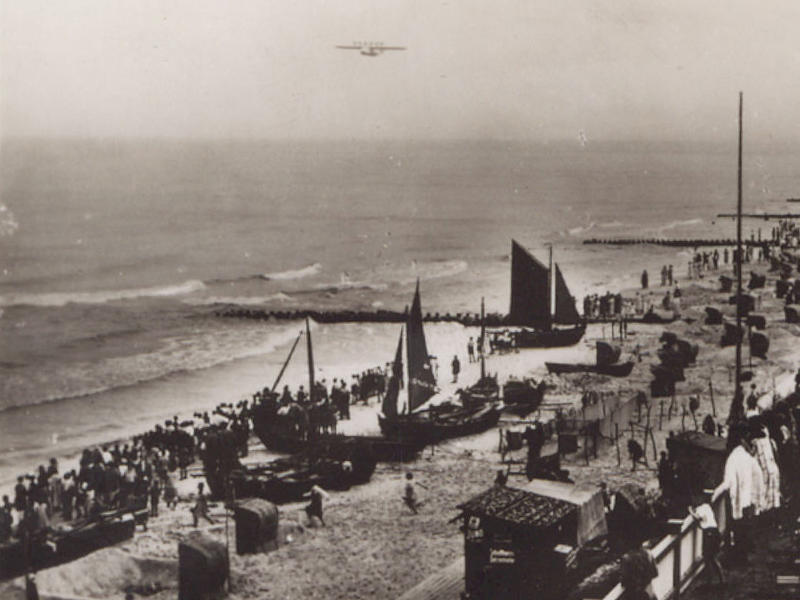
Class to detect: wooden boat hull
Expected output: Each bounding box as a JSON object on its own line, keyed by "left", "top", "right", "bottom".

{"left": 0, "top": 514, "right": 137, "bottom": 581}
{"left": 378, "top": 404, "right": 501, "bottom": 444}
{"left": 512, "top": 323, "right": 586, "bottom": 348}
{"left": 502, "top": 380, "right": 546, "bottom": 415}
{"left": 545, "top": 361, "right": 634, "bottom": 378}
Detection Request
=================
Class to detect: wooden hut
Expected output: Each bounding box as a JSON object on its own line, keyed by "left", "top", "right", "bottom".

{"left": 785, "top": 305, "right": 800, "bottom": 323}
{"left": 233, "top": 498, "right": 279, "bottom": 554}
{"left": 456, "top": 480, "right": 607, "bottom": 600}
{"left": 178, "top": 535, "right": 228, "bottom": 600}
{"left": 666, "top": 431, "right": 726, "bottom": 493}
{"left": 748, "top": 272, "right": 766, "bottom": 289}
{"left": 750, "top": 332, "right": 769, "bottom": 359}
{"left": 704, "top": 306, "right": 723, "bottom": 325}
{"left": 746, "top": 313, "right": 766, "bottom": 330}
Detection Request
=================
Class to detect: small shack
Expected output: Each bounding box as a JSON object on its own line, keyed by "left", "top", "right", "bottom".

{"left": 456, "top": 479, "right": 607, "bottom": 600}
{"left": 178, "top": 534, "right": 228, "bottom": 600}
{"left": 666, "top": 431, "right": 727, "bottom": 494}
{"left": 233, "top": 498, "right": 279, "bottom": 554}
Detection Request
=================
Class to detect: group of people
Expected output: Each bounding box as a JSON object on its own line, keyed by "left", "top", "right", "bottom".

{"left": 583, "top": 292, "right": 624, "bottom": 319}
{"left": 0, "top": 396, "right": 257, "bottom": 547}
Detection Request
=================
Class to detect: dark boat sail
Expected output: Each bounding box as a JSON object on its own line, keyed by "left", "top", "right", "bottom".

{"left": 503, "top": 239, "right": 585, "bottom": 348}
{"left": 378, "top": 282, "right": 501, "bottom": 442}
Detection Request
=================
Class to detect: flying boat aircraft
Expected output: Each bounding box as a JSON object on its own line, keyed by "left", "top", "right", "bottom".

{"left": 335, "top": 42, "right": 406, "bottom": 57}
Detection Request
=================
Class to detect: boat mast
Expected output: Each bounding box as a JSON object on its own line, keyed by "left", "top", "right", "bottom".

{"left": 480, "top": 297, "right": 486, "bottom": 380}
{"left": 731, "top": 91, "right": 744, "bottom": 427}
{"left": 306, "top": 317, "right": 315, "bottom": 403}
{"left": 270, "top": 329, "right": 304, "bottom": 392}
{"left": 548, "top": 244, "right": 555, "bottom": 329}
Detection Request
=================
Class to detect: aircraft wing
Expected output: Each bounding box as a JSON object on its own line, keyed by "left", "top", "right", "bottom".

{"left": 379, "top": 46, "right": 406, "bottom": 51}
{"left": 336, "top": 45, "right": 362, "bottom": 50}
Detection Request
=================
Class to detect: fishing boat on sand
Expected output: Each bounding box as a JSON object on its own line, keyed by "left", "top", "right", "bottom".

{"left": 0, "top": 508, "right": 142, "bottom": 581}
{"left": 492, "top": 240, "right": 585, "bottom": 348}
{"left": 251, "top": 318, "right": 425, "bottom": 463}
{"left": 378, "top": 282, "right": 501, "bottom": 443}
{"left": 545, "top": 341, "right": 635, "bottom": 377}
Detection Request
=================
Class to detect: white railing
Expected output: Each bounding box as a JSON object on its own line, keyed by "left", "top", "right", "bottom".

{"left": 591, "top": 491, "right": 728, "bottom": 600}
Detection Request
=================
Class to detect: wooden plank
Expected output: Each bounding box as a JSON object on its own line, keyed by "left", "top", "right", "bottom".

{"left": 397, "top": 558, "right": 463, "bottom": 600}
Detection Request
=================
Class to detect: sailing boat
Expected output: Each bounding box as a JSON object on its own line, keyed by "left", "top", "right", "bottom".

{"left": 250, "top": 317, "right": 423, "bottom": 462}
{"left": 378, "top": 281, "right": 501, "bottom": 443}
{"left": 500, "top": 239, "right": 586, "bottom": 348}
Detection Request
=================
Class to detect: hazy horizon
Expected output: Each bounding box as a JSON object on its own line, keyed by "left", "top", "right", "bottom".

{"left": 3, "top": 1, "right": 800, "bottom": 144}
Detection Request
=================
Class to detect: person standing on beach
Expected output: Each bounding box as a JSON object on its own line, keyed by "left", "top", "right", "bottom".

{"left": 467, "top": 338, "right": 475, "bottom": 363}
{"left": 667, "top": 265, "right": 673, "bottom": 286}
{"left": 149, "top": 477, "right": 161, "bottom": 517}
{"left": 641, "top": 270, "right": 648, "bottom": 290}
{"left": 191, "top": 482, "right": 215, "bottom": 527}
{"left": 305, "top": 484, "right": 330, "bottom": 526}
{"left": 403, "top": 472, "right": 424, "bottom": 514}
{"left": 451, "top": 355, "right": 460, "bottom": 383}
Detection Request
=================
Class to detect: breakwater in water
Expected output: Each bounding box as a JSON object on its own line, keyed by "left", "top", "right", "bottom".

{"left": 583, "top": 238, "right": 777, "bottom": 247}
{"left": 213, "top": 307, "right": 508, "bottom": 327}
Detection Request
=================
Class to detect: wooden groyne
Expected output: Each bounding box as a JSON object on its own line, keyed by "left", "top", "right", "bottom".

{"left": 213, "top": 307, "right": 509, "bottom": 327}
{"left": 716, "top": 212, "right": 800, "bottom": 219}
{"left": 583, "top": 238, "right": 776, "bottom": 248}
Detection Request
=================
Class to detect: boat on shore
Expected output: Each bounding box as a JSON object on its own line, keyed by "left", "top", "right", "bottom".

{"left": 378, "top": 282, "right": 501, "bottom": 444}
{"left": 251, "top": 318, "right": 426, "bottom": 462}
{"left": 0, "top": 508, "right": 142, "bottom": 582}
{"left": 545, "top": 341, "right": 634, "bottom": 377}
{"left": 490, "top": 240, "right": 585, "bottom": 349}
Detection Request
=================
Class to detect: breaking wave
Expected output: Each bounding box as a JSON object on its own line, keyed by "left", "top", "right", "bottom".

{"left": 0, "top": 203, "right": 19, "bottom": 237}
{"left": 184, "top": 292, "right": 295, "bottom": 306}
{"left": 653, "top": 218, "right": 703, "bottom": 234}
{"left": 0, "top": 280, "right": 206, "bottom": 308}
{"left": 400, "top": 259, "right": 468, "bottom": 284}
{"left": 261, "top": 263, "right": 322, "bottom": 281}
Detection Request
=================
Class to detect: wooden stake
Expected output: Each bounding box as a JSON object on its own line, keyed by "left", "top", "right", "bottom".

{"left": 709, "top": 379, "right": 716, "bottom": 417}
{"left": 615, "top": 423, "right": 621, "bottom": 466}
{"left": 659, "top": 399, "right": 664, "bottom": 430}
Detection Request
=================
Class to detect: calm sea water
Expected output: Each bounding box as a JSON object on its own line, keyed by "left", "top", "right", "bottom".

{"left": 0, "top": 137, "right": 795, "bottom": 485}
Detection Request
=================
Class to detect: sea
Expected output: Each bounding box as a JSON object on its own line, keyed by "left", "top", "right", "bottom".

{"left": 1, "top": 137, "right": 797, "bottom": 490}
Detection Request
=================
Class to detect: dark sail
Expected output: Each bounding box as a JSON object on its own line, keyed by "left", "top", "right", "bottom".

{"left": 508, "top": 239, "right": 550, "bottom": 327}
{"left": 553, "top": 264, "right": 580, "bottom": 325}
{"left": 382, "top": 329, "right": 403, "bottom": 418}
{"left": 407, "top": 281, "right": 436, "bottom": 412}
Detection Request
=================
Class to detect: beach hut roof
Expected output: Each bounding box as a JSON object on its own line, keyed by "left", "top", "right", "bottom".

{"left": 457, "top": 485, "right": 576, "bottom": 532}
{"left": 523, "top": 479, "right": 608, "bottom": 545}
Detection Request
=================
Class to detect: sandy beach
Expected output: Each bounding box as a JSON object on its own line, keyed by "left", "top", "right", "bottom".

{"left": 4, "top": 252, "right": 796, "bottom": 600}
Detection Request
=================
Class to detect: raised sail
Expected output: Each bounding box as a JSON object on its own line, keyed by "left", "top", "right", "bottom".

{"left": 407, "top": 280, "right": 437, "bottom": 412}
{"left": 553, "top": 264, "right": 580, "bottom": 325}
{"left": 508, "top": 239, "right": 550, "bottom": 327}
{"left": 382, "top": 328, "right": 403, "bottom": 418}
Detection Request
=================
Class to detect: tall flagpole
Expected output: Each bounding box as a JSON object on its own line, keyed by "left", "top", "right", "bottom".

{"left": 732, "top": 91, "right": 744, "bottom": 428}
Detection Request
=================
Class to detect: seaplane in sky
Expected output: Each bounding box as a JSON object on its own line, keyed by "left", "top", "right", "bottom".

{"left": 335, "top": 41, "right": 406, "bottom": 57}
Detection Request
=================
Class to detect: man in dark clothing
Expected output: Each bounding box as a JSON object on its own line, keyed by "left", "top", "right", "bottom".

{"left": 451, "top": 355, "right": 461, "bottom": 383}
{"left": 14, "top": 476, "right": 27, "bottom": 512}
{"left": 149, "top": 478, "right": 161, "bottom": 517}
{"left": 306, "top": 484, "right": 330, "bottom": 525}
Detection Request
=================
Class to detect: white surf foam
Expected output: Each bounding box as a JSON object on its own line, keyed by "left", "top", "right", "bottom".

{"left": 261, "top": 262, "right": 322, "bottom": 281}
{"left": 0, "top": 280, "right": 206, "bottom": 308}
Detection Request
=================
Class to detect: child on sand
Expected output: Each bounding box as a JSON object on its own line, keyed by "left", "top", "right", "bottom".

{"left": 403, "top": 472, "right": 425, "bottom": 514}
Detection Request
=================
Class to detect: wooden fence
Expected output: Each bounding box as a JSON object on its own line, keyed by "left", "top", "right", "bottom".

{"left": 590, "top": 491, "right": 729, "bottom": 600}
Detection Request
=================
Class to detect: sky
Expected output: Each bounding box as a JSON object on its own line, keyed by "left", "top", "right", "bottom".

{"left": 2, "top": 0, "right": 800, "bottom": 142}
